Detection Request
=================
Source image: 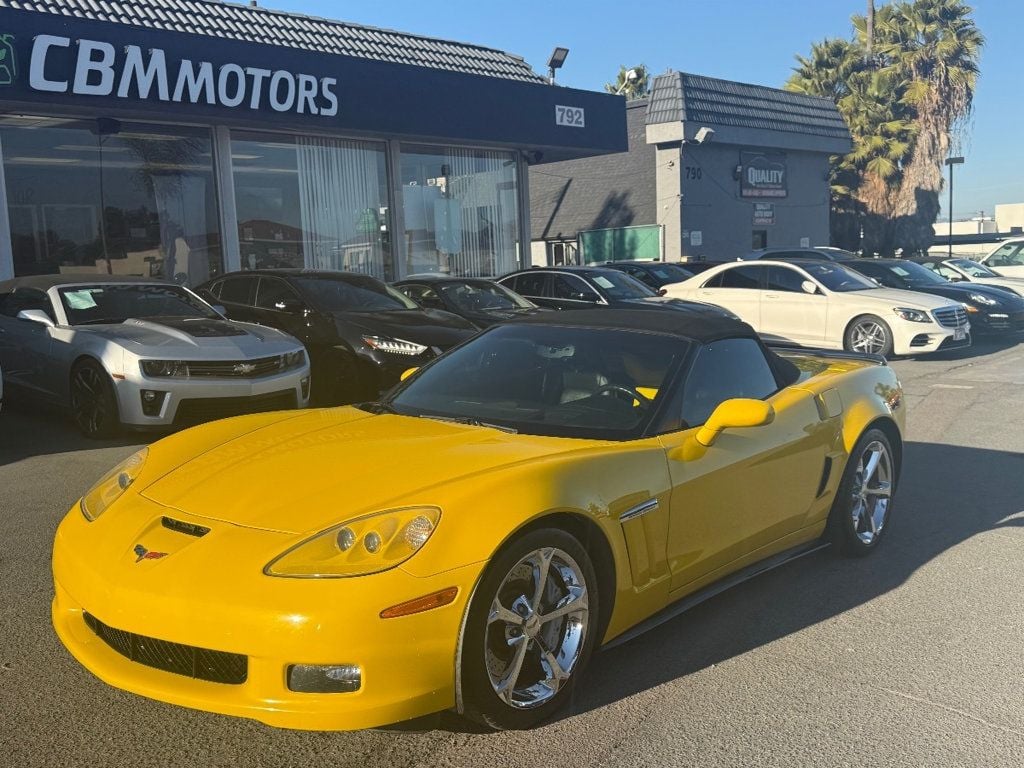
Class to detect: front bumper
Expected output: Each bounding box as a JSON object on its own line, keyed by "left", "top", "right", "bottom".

{"left": 970, "top": 309, "right": 1024, "bottom": 335}
{"left": 51, "top": 500, "right": 480, "bottom": 731}
{"left": 114, "top": 366, "right": 311, "bottom": 428}
{"left": 892, "top": 320, "right": 970, "bottom": 355}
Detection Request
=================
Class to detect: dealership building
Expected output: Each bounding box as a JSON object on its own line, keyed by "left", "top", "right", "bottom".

{"left": 0, "top": 0, "right": 625, "bottom": 286}
{"left": 530, "top": 71, "right": 851, "bottom": 264}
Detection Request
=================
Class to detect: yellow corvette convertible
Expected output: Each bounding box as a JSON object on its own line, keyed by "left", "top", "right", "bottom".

{"left": 52, "top": 309, "right": 904, "bottom": 731}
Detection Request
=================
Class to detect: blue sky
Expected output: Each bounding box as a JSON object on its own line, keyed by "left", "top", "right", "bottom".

{"left": 271, "top": 0, "right": 1020, "bottom": 222}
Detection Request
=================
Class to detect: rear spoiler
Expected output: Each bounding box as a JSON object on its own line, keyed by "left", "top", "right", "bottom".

{"left": 768, "top": 343, "right": 887, "bottom": 366}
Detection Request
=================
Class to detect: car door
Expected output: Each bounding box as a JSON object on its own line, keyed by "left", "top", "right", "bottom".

{"left": 500, "top": 273, "right": 552, "bottom": 308}
{"left": 0, "top": 288, "right": 58, "bottom": 395}
{"left": 253, "top": 277, "right": 311, "bottom": 342}
{"left": 984, "top": 242, "right": 1024, "bottom": 278}
{"left": 693, "top": 264, "right": 764, "bottom": 327}
{"left": 658, "top": 337, "right": 832, "bottom": 593}
{"left": 760, "top": 265, "right": 828, "bottom": 345}
{"left": 210, "top": 275, "right": 260, "bottom": 323}
{"left": 549, "top": 273, "right": 603, "bottom": 310}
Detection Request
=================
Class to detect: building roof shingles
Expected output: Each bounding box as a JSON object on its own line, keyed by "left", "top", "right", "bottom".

{"left": 648, "top": 71, "right": 849, "bottom": 141}
{"left": 0, "top": 0, "right": 546, "bottom": 83}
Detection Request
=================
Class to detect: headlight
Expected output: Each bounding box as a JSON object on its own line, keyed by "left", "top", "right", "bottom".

{"left": 967, "top": 293, "right": 998, "bottom": 306}
{"left": 265, "top": 506, "right": 441, "bottom": 578}
{"left": 141, "top": 360, "right": 188, "bottom": 377}
{"left": 362, "top": 335, "right": 428, "bottom": 356}
{"left": 80, "top": 449, "right": 148, "bottom": 521}
{"left": 893, "top": 307, "right": 929, "bottom": 323}
{"left": 281, "top": 350, "right": 306, "bottom": 370}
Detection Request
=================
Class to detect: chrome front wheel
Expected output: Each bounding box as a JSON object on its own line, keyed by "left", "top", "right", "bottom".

{"left": 484, "top": 546, "right": 589, "bottom": 709}
{"left": 461, "top": 528, "right": 599, "bottom": 730}
{"left": 850, "top": 320, "right": 889, "bottom": 355}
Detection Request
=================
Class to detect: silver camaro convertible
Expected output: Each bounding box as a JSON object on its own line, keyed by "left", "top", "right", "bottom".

{"left": 0, "top": 276, "right": 310, "bottom": 438}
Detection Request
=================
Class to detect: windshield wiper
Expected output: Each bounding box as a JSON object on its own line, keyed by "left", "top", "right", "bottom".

{"left": 356, "top": 401, "right": 403, "bottom": 415}
{"left": 421, "top": 414, "right": 518, "bottom": 434}
{"left": 77, "top": 317, "right": 126, "bottom": 325}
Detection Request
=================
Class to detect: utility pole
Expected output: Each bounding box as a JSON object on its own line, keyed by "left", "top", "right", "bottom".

{"left": 945, "top": 156, "right": 965, "bottom": 258}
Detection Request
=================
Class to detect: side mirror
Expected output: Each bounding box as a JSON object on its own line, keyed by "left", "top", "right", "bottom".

{"left": 400, "top": 367, "right": 419, "bottom": 382}
{"left": 800, "top": 280, "right": 818, "bottom": 295}
{"left": 211, "top": 304, "right": 228, "bottom": 316}
{"left": 695, "top": 398, "right": 775, "bottom": 447}
{"left": 274, "top": 298, "right": 306, "bottom": 314}
{"left": 16, "top": 309, "right": 55, "bottom": 327}
{"left": 657, "top": 288, "right": 668, "bottom": 296}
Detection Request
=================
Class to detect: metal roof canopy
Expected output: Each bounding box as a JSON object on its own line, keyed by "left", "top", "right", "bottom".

{"left": 646, "top": 71, "right": 851, "bottom": 154}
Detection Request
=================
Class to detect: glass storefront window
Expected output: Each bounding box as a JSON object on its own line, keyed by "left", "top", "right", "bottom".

{"left": 0, "top": 117, "right": 223, "bottom": 285}
{"left": 399, "top": 145, "right": 521, "bottom": 277}
{"left": 231, "top": 132, "right": 392, "bottom": 280}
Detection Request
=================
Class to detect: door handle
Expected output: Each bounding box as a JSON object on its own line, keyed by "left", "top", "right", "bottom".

{"left": 764, "top": 293, "right": 780, "bottom": 299}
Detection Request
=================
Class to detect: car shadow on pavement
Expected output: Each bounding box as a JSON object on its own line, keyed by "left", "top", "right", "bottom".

{"left": 542, "top": 440, "right": 1024, "bottom": 724}
{"left": 905, "top": 334, "right": 1022, "bottom": 362}
{"left": 0, "top": 399, "right": 143, "bottom": 466}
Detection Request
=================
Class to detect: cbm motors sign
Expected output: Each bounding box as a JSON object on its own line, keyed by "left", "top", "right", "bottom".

{"left": 741, "top": 151, "right": 787, "bottom": 199}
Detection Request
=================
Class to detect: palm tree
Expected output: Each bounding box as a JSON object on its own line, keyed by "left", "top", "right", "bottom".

{"left": 877, "top": 0, "right": 984, "bottom": 253}
{"left": 604, "top": 65, "right": 650, "bottom": 100}
{"left": 787, "top": 0, "right": 982, "bottom": 255}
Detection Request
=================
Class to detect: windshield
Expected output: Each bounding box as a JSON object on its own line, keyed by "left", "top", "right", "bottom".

{"left": 294, "top": 275, "right": 418, "bottom": 312}
{"left": 588, "top": 271, "right": 657, "bottom": 300}
{"left": 647, "top": 264, "right": 695, "bottom": 284}
{"left": 440, "top": 280, "right": 535, "bottom": 311}
{"left": 882, "top": 261, "right": 949, "bottom": 286}
{"left": 57, "top": 284, "right": 218, "bottom": 325}
{"left": 800, "top": 263, "right": 877, "bottom": 292}
{"left": 950, "top": 259, "right": 998, "bottom": 278}
{"left": 387, "top": 324, "right": 690, "bottom": 440}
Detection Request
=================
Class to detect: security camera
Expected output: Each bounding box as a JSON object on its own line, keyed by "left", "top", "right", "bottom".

{"left": 694, "top": 127, "right": 715, "bottom": 144}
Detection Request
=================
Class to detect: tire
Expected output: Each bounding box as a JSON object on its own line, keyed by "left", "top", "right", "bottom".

{"left": 828, "top": 428, "right": 897, "bottom": 557}
{"left": 844, "top": 314, "right": 895, "bottom": 358}
{"left": 460, "top": 527, "right": 599, "bottom": 730}
{"left": 69, "top": 359, "right": 121, "bottom": 439}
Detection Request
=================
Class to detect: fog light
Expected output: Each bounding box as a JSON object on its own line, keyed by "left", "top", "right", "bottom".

{"left": 140, "top": 390, "right": 168, "bottom": 416}
{"left": 300, "top": 376, "right": 311, "bottom": 400}
{"left": 287, "top": 664, "right": 361, "bottom": 693}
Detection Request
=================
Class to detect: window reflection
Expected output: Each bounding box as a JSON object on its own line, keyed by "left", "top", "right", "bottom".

{"left": 231, "top": 131, "right": 392, "bottom": 280}
{"left": 400, "top": 145, "right": 521, "bottom": 277}
{"left": 0, "top": 116, "right": 223, "bottom": 285}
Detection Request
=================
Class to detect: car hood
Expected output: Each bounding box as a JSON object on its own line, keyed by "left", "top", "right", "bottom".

{"left": 620, "top": 296, "right": 731, "bottom": 316}
{"left": 972, "top": 276, "right": 1024, "bottom": 294}
{"left": 75, "top": 317, "right": 300, "bottom": 355}
{"left": 333, "top": 309, "right": 477, "bottom": 347}
{"left": 844, "top": 287, "right": 958, "bottom": 311}
{"left": 907, "top": 283, "right": 1024, "bottom": 308}
{"left": 140, "top": 407, "right": 587, "bottom": 534}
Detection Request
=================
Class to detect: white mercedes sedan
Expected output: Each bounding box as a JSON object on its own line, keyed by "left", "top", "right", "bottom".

{"left": 664, "top": 260, "right": 970, "bottom": 357}
{"left": 0, "top": 276, "right": 310, "bottom": 438}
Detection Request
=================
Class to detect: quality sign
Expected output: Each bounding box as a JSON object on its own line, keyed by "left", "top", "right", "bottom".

{"left": 741, "top": 151, "right": 787, "bottom": 198}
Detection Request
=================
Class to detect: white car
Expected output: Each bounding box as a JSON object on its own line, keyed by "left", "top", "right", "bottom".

{"left": 663, "top": 260, "right": 970, "bottom": 356}
{"left": 978, "top": 238, "right": 1024, "bottom": 278}
{"left": 0, "top": 276, "right": 311, "bottom": 438}
{"left": 915, "top": 257, "right": 1024, "bottom": 297}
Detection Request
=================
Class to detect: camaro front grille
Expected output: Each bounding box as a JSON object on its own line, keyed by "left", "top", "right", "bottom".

{"left": 173, "top": 389, "right": 296, "bottom": 426}
{"left": 83, "top": 613, "right": 247, "bottom": 685}
{"left": 933, "top": 306, "right": 969, "bottom": 328}
{"left": 184, "top": 356, "right": 288, "bottom": 378}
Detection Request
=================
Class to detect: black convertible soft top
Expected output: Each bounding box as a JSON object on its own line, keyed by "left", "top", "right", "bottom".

{"left": 508, "top": 308, "right": 801, "bottom": 386}
{"left": 508, "top": 308, "right": 754, "bottom": 344}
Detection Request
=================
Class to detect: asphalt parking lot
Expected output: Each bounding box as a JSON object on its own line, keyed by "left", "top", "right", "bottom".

{"left": 2, "top": 338, "right": 1023, "bottom": 768}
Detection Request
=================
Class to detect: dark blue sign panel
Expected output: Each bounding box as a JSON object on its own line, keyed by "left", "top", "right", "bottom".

{"left": 0, "top": 9, "right": 626, "bottom": 159}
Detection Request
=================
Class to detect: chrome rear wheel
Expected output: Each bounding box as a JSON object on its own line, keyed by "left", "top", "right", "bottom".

{"left": 849, "top": 440, "right": 893, "bottom": 545}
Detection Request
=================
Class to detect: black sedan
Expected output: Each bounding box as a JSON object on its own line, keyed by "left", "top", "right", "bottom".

{"left": 496, "top": 266, "right": 736, "bottom": 318}
{"left": 844, "top": 258, "right": 1024, "bottom": 335}
{"left": 199, "top": 270, "right": 477, "bottom": 405}
{"left": 393, "top": 275, "right": 547, "bottom": 329}
{"left": 600, "top": 260, "right": 697, "bottom": 291}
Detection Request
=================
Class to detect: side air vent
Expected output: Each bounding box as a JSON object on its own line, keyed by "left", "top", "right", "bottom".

{"left": 816, "top": 457, "right": 833, "bottom": 498}
{"left": 161, "top": 517, "right": 211, "bottom": 538}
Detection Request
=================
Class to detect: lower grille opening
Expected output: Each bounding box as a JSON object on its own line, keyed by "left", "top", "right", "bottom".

{"left": 83, "top": 612, "right": 247, "bottom": 685}
{"left": 173, "top": 389, "right": 296, "bottom": 427}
